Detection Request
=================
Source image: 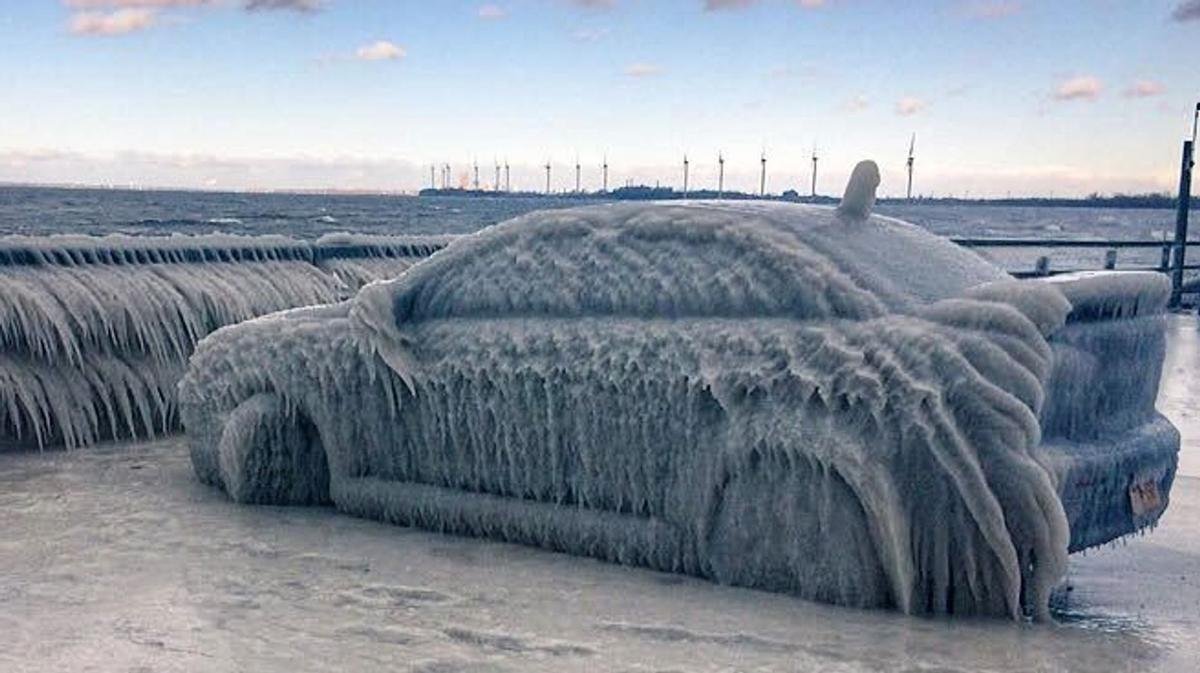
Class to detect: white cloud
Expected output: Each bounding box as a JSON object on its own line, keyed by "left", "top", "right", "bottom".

{"left": 1053, "top": 75, "right": 1103, "bottom": 102}
{"left": 895, "top": 96, "right": 926, "bottom": 116}
{"left": 65, "top": 0, "right": 320, "bottom": 9}
{"left": 624, "top": 62, "right": 662, "bottom": 77}
{"left": 0, "top": 148, "right": 427, "bottom": 192}
{"left": 69, "top": 8, "right": 157, "bottom": 35}
{"left": 63, "top": 0, "right": 318, "bottom": 38}
{"left": 1124, "top": 80, "right": 1166, "bottom": 98}
{"left": 1172, "top": 0, "right": 1200, "bottom": 21}
{"left": 355, "top": 40, "right": 405, "bottom": 61}
{"left": 477, "top": 4, "right": 507, "bottom": 19}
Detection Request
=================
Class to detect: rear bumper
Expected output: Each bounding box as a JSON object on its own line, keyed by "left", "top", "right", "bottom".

{"left": 1037, "top": 414, "right": 1179, "bottom": 553}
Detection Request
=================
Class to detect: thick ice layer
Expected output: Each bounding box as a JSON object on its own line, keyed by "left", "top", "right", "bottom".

{"left": 0, "top": 260, "right": 338, "bottom": 364}
{"left": 183, "top": 295, "right": 1073, "bottom": 618}
{"left": 0, "top": 233, "right": 444, "bottom": 449}
{"left": 1040, "top": 271, "right": 1171, "bottom": 322}
{"left": 1038, "top": 415, "right": 1178, "bottom": 552}
{"left": 1041, "top": 315, "right": 1166, "bottom": 440}
{"left": 181, "top": 170, "right": 1104, "bottom": 619}
{"left": 352, "top": 200, "right": 1007, "bottom": 332}
{"left": 0, "top": 353, "right": 178, "bottom": 450}
{"left": 1023, "top": 271, "right": 1179, "bottom": 553}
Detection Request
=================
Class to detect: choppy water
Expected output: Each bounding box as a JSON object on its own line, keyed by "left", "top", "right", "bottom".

{"left": 0, "top": 185, "right": 1174, "bottom": 238}
{"left": 0, "top": 186, "right": 598, "bottom": 238}
{"left": 0, "top": 184, "right": 1182, "bottom": 276}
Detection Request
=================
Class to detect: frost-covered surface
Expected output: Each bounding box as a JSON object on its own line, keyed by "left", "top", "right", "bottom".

{"left": 1041, "top": 270, "right": 1173, "bottom": 322}
{"left": 312, "top": 232, "right": 452, "bottom": 289}
{"left": 0, "top": 435, "right": 1197, "bottom": 673}
{"left": 0, "top": 233, "right": 444, "bottom": 449}
{"left": 1022, "top": 271, "right": 1180, "bottom": 551}
{"left": 176, "top": 167, "right": 1174, "bottom": 620}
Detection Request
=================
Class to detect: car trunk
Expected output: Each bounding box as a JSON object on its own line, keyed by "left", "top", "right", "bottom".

{"left": 1033, "top": 271, "right": 1179, "bottom": 552}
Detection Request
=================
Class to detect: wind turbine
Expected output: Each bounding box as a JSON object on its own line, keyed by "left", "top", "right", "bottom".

{"left": 545, "top": 160, "right": 552, "bottom": 195}
{"left": 602, "top": 155, "right": 609, "bottom": 193}
{"left": 717, "top": 152, "right": 725, "bottom": 199}
{"left": 575, "top": 155, "right": 581, "bottom": 194}
{"left": 494, "top": 159, "right": 501, "bottom": 192}
{"left": 759, "top": 149, "right": 767, "bottom": 198}
{"left": 682, "top": 154, "right": 689, "bottom": 199}
{"left": 906, "top": 133, "right": 916, "bottom": 201}
{"left": 810, "top": 144, "right": 818, "bottom": 199}
{"left": 473, "top": 160, "right": 480, "bottom": 191}
{"left": 430, "top": 164, "right": 436, "bottom": 190}
{"left": 504, "top": 159, "right": 511, "bottom": 193}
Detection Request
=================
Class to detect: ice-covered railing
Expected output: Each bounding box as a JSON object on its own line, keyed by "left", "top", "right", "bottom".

{"left": 0, "top": 232, "right": 450, "bottom": 449}
{"left": 951, "top": 236, "right": 1200, "bottom": 308}
{"left": 0, "top": 233, "right": 314, "bottom": 267}
{"left": 312, "top": 233, "right": 454, "bottom": 289}
{"left": 0, "top": 232, "right": 452, "bottom": 267}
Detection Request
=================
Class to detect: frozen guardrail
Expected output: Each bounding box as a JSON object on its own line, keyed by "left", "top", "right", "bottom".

{"left": 0, "top": 232, "right": 450, "bottom": 266}
{"left": 952, "top": 237, "right": 1200, "bottom": 304}
{"left": 4, "top": 227, "right": 1191, "bottom": 451}
{"left": 0, "top": 232, "right": 451, "bottom": 450}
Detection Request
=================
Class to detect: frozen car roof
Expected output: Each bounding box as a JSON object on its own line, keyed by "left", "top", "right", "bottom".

{"left": 352, "top": 197, "right": 1009, "bottom": 340}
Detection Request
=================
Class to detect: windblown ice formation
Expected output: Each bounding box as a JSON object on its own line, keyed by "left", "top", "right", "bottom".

{"left": 0, "top": 233, "right": 446, "bottom": 449}
{"left": 180, "top": 162, "right": 1178, "bottom": 620}
{"left": 313, "top": 232, "right": 453, "bottom": 289}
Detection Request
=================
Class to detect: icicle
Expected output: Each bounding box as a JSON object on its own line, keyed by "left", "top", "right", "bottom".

{"left": 1, "top": 232, "right": 444, "bottom": 449}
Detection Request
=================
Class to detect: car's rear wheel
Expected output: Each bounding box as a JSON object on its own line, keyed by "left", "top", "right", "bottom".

{"left": 706, "top": 449, "right": 892, "bottom": 609}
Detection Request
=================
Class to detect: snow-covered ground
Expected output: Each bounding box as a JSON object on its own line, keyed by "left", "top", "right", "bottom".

{"left": 1, "top": 315, "right": 1198, "bottom": 672}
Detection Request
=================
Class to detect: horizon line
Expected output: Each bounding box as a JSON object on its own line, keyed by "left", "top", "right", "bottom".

{"left": 0, "top": 180, "right": 1183, "bottom": 206}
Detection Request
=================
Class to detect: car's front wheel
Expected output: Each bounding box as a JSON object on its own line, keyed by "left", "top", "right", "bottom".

{"left": 216, "top": 392, "right": 331, "bottom": 505}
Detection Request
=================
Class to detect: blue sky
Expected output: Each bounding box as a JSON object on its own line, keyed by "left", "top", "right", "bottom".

{"left": 0, "top": 0, "right": 1197, "bottom": 196}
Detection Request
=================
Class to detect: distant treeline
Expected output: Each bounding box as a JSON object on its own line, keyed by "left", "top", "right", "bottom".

{"left": 418, "top": 187, "right": 1190, "bottom": 210}
{"left": 880, "top": 192, "right": 1185, "bottom": 210}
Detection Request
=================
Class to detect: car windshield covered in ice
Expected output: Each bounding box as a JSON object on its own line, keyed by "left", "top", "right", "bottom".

{"left": 179, "top": 162, "right": 1178, "bottom": 621}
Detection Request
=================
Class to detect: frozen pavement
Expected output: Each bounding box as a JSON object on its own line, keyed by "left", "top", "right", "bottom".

{"left": 0, "top": 316, "right": 1197, "bottom": 672}
{"left": 1158, "top": 313, "right": 1200, "bottom": 479}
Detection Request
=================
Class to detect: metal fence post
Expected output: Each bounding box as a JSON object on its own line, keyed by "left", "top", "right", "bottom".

{"left": 1035, "top": 256, "right": 1050, "bottom": 277}
{"left": 1171, "top": 138, "right": 1194, "bottom": 308}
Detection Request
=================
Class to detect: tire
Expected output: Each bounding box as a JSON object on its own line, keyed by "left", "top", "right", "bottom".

{"left": 705, "top": 449, "right": 892, "bottom": 609}
{"left": 217, "top": 392, "right": 330, "bottom": 505}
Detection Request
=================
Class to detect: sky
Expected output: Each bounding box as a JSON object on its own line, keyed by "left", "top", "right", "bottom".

{"left": 0, "top": 0, "right": 1197, "bottom": 197}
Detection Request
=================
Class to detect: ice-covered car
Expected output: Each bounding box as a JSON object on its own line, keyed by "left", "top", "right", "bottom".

{"left": 179, "top": 162, "right": 1178, "bottom": 620}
